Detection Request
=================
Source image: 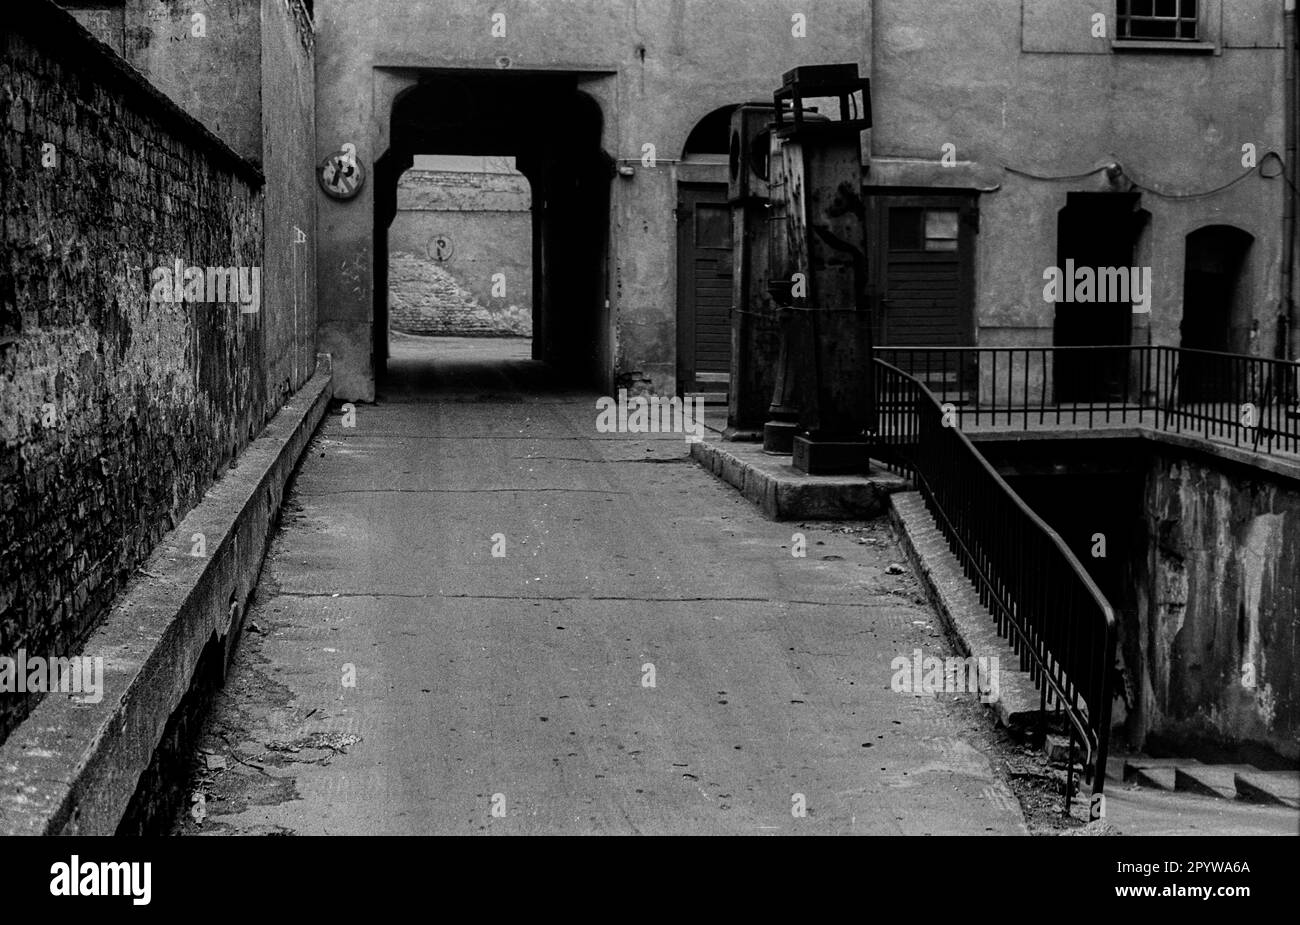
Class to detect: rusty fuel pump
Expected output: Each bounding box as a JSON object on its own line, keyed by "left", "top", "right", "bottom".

{"left": 761, "top": 64, "right": 875, "bottom": 474}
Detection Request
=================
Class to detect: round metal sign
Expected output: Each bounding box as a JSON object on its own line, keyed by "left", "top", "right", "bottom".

{"left": 319, "top": 143, "right": 365, "bottom": 200}
{"left": 429, "top": 234, "right": 454, "bottom": 262}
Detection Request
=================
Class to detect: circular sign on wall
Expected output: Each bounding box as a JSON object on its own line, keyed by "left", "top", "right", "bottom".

{"left": 319, "top": 143, "right": 365, "bottom": 200}
{"left": 429, "top": 234, "right": 454, "bottom": 262}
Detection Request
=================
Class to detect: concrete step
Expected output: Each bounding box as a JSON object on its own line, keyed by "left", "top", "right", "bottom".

{"left": 1105, "top": 756, "right": 1129, "bottom": 781}
{"left": 1124, "top": 757, "right": 1204, "bottom": 791}
{"left": 1122, "top": 756, "right": 1200, "bottom": 777}
{"left": 1120, "top": 756, "right": 1300, "bottom": 807}
{"left": 690, "top": 439, "right": 906, "bottom": 520}
{"left": 1129, "top": 765, "right": 1178, "bottom": 791}
{"left": 1233, "top": 770, "right": 1300, "bottom": 808}
{"left": 1175, "top": 764, "right": 1261, "bottom": 799}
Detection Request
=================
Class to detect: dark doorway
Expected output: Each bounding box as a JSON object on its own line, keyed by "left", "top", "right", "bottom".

{"left": 376, "top": 73, "right": 612, "bottom": 394}
{"left": 1053, "top": 192, "right": 1147, "bottom": 402}
{"left": 1179, "top": 225, "right": 1253, "bottom": 403}
{"left": 676, "top": 184, "right": 733, "bottom": 397}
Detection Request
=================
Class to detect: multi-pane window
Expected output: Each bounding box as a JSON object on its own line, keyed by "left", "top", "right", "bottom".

{"left": 1117, "top": 0, "right": 1199, "bottom": 41}
{"left": 888, "top": 208, "right": 960, "bottom": 253}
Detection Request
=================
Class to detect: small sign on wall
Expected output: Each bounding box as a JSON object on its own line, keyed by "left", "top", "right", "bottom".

{"left": 428, "top": 234, "right": 453, "bottom": 262}
{"left": 319, "top": 143, "right": 364, "bottom": 200}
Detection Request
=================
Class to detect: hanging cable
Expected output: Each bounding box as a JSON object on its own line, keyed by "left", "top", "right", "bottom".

{"left": 997, "top": 152, "right": 1284, "bottom": 199}
{"left": 1127, "top": 158, "right": 1269, "bottom": 200}
{"left": 1002, "top": 164, "right": 1109, "bottom": 182}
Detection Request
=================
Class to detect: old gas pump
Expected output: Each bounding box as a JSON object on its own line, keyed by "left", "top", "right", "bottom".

{"left": 725, "top": 103, "right": 782, "bottom": 440}
{"left": 762, "top": 64, "right": 875, "bottom": 473}
{"left": 726, "top": 101, "right": 825, "bottom": 439}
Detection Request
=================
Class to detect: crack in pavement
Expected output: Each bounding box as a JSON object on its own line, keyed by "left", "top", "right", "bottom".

{"left": 270, "top": 590, "right": 872, "bottom": 606}
{"left": 296, "top": 487, "right": 632, "bottom": 495}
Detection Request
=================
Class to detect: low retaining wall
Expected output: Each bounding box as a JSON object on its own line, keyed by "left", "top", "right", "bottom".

{"left": 0, "top": 365, "right": 331, "bottom": 835}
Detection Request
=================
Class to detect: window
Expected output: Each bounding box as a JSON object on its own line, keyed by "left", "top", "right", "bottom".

{"left": 683, "top": 105, "right": 740, "bottom": 158}
{"left": 1117, "top": 0, "right": 1199, "bottom": 41}
{"left": 924, "top": 210, "right": 959, "bottom": 252}
{"left": 695, "top": 205, "right": 732, "bottom": 249}
{"left": 888, "top": 208, "right": 959, "bottom": 252}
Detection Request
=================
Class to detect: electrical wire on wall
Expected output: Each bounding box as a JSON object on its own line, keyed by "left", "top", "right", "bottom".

{"left": 998, "top": 151, "right": 1286, "bottom": 199}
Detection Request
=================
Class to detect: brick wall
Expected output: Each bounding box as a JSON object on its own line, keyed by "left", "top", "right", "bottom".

{"left": 389, "top": 259, "right": 531, "bottom": 337}
{"left": 0, "top": 4, "right": 268, "bottom": 742}
{"left": 388, "top": 167, "right": 532, "bottom": 337}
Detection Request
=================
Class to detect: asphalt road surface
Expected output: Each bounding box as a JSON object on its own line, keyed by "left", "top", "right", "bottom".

{"left": 177, "top": 336, "right": 1025, "bottom": 835}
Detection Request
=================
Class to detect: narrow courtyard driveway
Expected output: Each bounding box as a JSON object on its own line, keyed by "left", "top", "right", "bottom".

{"left": 179, "top": 335, "right": 1025, "bottom": 835}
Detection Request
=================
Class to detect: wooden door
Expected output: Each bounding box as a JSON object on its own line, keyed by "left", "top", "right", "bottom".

{"left": 677, "top": 185, "right": 733, "bottom": 397}
{"left": 867, "top": 194, "right": 976, "bottom": 394}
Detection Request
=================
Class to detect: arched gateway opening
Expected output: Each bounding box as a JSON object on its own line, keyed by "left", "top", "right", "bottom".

{"left": 373, "top": 73, "right": 613, "bottom": 393}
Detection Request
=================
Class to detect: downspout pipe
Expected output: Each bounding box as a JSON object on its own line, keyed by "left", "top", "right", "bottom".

{"left": 1285, "top": 1, "right": 1298, "bottom": 364}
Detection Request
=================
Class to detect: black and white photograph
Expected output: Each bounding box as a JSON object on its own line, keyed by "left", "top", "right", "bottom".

{"left": 0, "top": 0, "right": 1295, "bottom": 907}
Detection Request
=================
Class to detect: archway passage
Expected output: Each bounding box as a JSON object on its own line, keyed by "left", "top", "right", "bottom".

{"left": 1180, "top": 225, "right": 1253, "bottom": 404}
{"left": 374, "top": 73, "right": 612, "bottom": 394}
{"left": 388, "top": 155, "right": 532, "bottom": 341}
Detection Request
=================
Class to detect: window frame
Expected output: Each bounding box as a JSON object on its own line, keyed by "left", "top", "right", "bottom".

{"left": 1111, "top": 0, "right": 1218, "bottom": 54}
{"left": 1116, "top": 0, "right": 1201, "bottom": 43}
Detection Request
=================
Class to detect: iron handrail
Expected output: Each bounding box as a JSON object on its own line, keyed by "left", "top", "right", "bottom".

{"left": 876, "top": 345, "right": 1300, "bottom": 457}
{"left": 872, "top": 358, "right": 1117, "bottom": 815}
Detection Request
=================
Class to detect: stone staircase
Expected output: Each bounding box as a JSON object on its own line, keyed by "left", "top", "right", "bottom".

{"left": 1107, "top": 755, "right": 1299, "bottom": 808}
{"left": 890, "top": 491, "right": 1058, "bottom": 735}
{"left": 892, "top": 488, "right": 1300, "bottom": 814}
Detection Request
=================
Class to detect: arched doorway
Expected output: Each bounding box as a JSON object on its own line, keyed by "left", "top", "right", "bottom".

{"left": 677, "top": 104, "right": 739, "bottom": 401}
{"left": 375, "top": 74, "right": 612, "bottom": 392}
{"left": 1179, "top": 225, "right": 1253, "bottom": 403}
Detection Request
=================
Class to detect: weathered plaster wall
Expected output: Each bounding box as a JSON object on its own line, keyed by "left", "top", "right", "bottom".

{"left": 1135, "top": 453, "right": 1299, "bottom": 759}
{"left": 314, "top": 0, "right": 871, "bottom": 400}
{"left": 869, "top": 0, "right": 1286, "bottom": 357}
{"left": 123, "top": 0, "right": 265, "bottom": 163}
{"left": 261, "top": 0, "right": 319, "bottom": 411}
{"left": 0, "top": 7, "right": 265, "bottom": 741}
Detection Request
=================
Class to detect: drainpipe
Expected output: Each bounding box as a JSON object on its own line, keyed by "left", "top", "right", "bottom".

{"left": 1285, "top": 1, "right": 1298, "bottom": 363}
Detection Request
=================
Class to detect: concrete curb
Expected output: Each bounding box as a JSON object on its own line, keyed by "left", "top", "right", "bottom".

{"left": 966, "top": 425, "right": 1300, "bottom": 486}
{"left": 888, "top": 491, "right": 1043, "bottom": 732}
{"left": 689, "top": 439, "right": 907, "bottom": 520}
{"left": 0, "top": 368, "right": 333, "bottom": 835}
{"left": 689, "top": 439, "right": 1042, "bottom": 730}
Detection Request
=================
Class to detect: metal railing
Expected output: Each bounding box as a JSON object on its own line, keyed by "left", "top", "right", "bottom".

{"left": 872, "top": 358, "right": 1117, "bottom": 813}
{"left": 876, "top": 346, "right": 1300, "bottom": 457}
